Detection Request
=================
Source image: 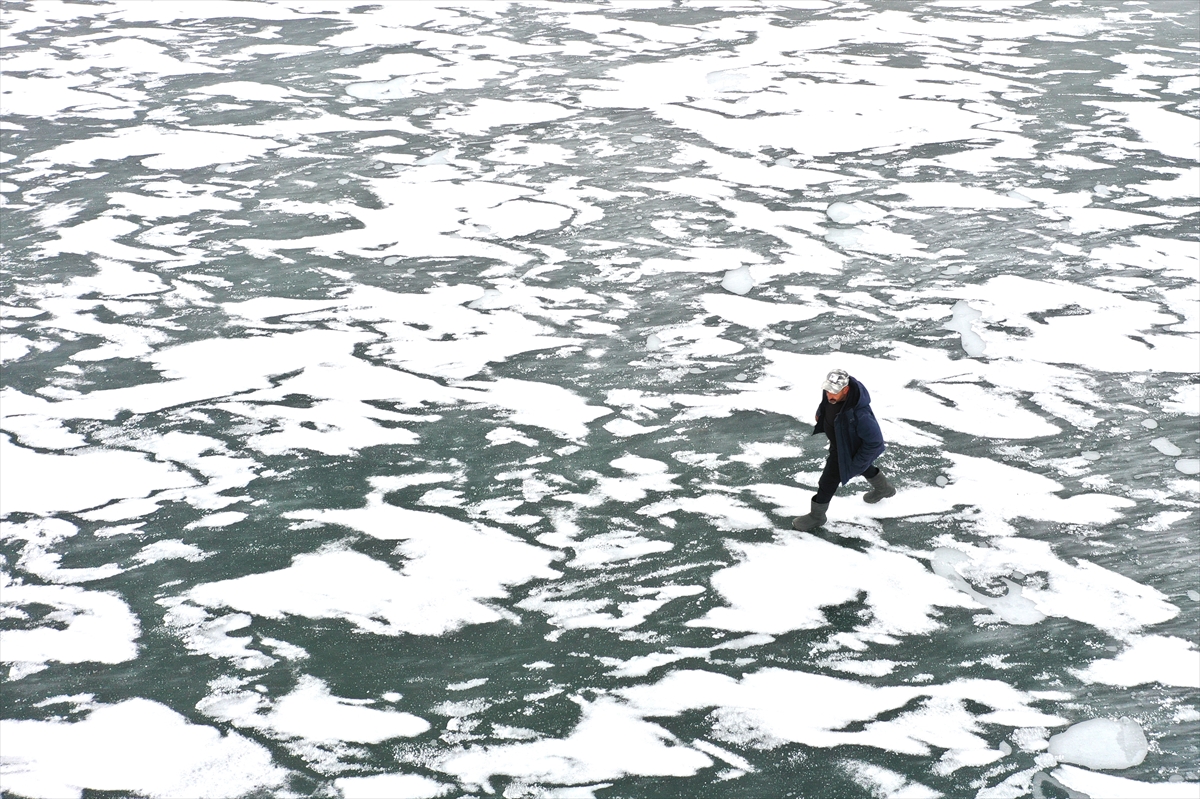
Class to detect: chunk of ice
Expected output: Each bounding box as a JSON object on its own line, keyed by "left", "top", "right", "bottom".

{"left": 935, "top": 475, "right": 949, "bottom": 487}
{"left": 826, "top": 201, "right": 858, "bottom": 224}
{"left": 1080, "top": 451, "right": 1101, "bottom": 461}
{"left": 646, "top": 334, "right": 663, "bottom": 351}
{"left": 826, "top": 200, "right": 885, "bottom": 225}
{"left": 1175, "top": 459, "right": 1199, "bottom": 475}
{"left": 720, "top": 266, "right": 754, "bottom": 296}
{"left": 1141, "top": 418, "right": 1158, "bottom": 429}
{"left": 1150, "top": 437, "right": 1182, "bottom": 456}
{"left": 1047, "top": 717, "right": 1148, "bottom": 770}
{"left": 931, "top": 548, "right": 1046, "bottom": 625}
{"left": 944, "top": 300, "right": 987, "bottom": 357}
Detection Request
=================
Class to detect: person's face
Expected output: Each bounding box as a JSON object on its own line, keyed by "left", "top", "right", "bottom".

{"left": 826, "top": 385, "right": 849, "bottom": 404}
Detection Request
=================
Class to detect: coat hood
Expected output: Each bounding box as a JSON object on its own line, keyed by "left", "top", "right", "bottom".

{"left": 849, "top": 376, "right": 871, "bottom": 409}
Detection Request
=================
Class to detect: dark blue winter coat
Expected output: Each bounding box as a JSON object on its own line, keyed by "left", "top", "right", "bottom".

{"left": 812, "top": 376, "right": 886, "bottom": 485}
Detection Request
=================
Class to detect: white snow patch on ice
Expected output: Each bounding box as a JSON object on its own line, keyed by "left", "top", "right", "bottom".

{"left": 0, "top": 699, "right": 286, "bottom": 799}
{"left": 159, "top": 607, "right": 275, "bottom": 671}
{"left": 931, "top": 549, "right": 1046, "bottom": 626}
{"left": 690, "top": 533, "right": 972, "bottom": 638}
{"left": 926, "top": 537, "right": 1177, "bottom": 637}
{"left": 1052, "top": 765, "right": 1199, "bottom": 799}
{"left": 0, "top": 435, "right": 194, "bottom": 515}
{"left": 1163, "top": 384, "right": 1199, "bottom": 417}
{"left": 134, "top": 540, "right": 207, "bottom": 564}
{"left": 177, "top": 482, "right": 559, "bottom": 636}
{"left": 432, "top": 99, "right": 574, "bottom": 136}
{"left": 620, "top": 668, "right": 1065, "bottom": 759}
{"left": 701, "top": 292, "right": 828, "bottom": 329}
{"left": 29, "top": 126, "right": 283, "bottom": 171}
{"left": 604, "top": 417, "right": 664, "bottom": 437}
{"left": 199, "top": 674, "right": 430, "bottom": 744}
{"left": 1071, "top": 635, "right": 1200, "bottom": 688}
{"left": 1, "top": 573, "right": 139, "bottom": 679}
{"left": 335, "top": 773, "right": 452, "bottom": 799}
{"left": 436, "top": 698, "right": 712, "bottom": 789}
{"left": 185, "top": 511, "right": 247, "bottom": 530}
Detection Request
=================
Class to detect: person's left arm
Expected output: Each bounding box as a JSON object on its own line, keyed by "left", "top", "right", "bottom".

{"left": 849, "top": 408, "right": 886, "bottom": 474}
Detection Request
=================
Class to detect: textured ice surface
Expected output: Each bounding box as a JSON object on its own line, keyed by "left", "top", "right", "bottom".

{"left": 2, "top": 1, "right": 1197, "bottom": 796}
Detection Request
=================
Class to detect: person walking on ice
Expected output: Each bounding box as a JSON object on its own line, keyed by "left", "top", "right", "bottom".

{"left": 793, "top": 368, "right": 897, "bottom": 531}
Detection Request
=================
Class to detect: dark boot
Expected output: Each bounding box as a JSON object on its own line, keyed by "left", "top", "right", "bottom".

{"left": 863, "top": 469, "right": 896, "bottom": 504}
{"left": 792, "top": 500, "right": 829, "bottom": 531}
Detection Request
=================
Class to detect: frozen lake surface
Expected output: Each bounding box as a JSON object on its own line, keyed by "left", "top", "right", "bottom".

{"left": 1, "top": 1, "right": 1197, "bottom": 797}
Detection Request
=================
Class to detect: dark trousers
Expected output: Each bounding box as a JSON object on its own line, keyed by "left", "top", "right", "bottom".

{"left": 814, "top": 448, "right": 879, "bottom": 504}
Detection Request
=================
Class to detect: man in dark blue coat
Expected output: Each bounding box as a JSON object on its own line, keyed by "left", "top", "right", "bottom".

{"left": 793, "top": 368, "right": 896, "bottom": 531}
